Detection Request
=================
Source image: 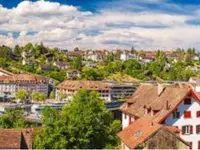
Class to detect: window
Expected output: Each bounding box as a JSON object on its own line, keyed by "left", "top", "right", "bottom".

{"left": 124, "top": 113, "right": 127, "bottom": 119}
{"left": 197, "top": 111, "right": 200, "bottom": 118}
{"left": 184, "top": 111, "right": 191, "bottom": 118}
{"left": 196, "top": 125, "right": 200, "bottom": 134}
{"left": 184, "top": 98, "right": 191, "bottom": 105}
{"left": 172, "top": 111, "right": 180, "bottom": 119}
{"left": 182, "top": 125, "right": 193, "bottom": 135}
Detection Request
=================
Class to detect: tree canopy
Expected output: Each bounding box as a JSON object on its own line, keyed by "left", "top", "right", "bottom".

{"left": 33, "top": 89, "right": 121, "bottom": 149}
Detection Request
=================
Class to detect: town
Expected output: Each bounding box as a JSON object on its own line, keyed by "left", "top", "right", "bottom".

{"left": 0, "top": 42, "right": 200, "bottom": 149}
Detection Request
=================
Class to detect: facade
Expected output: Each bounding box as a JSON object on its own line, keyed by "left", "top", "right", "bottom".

{"left": 86, "top": 50, "right": 107, "bottom": 62}
{"left": 120, "top": 50, "right": 136, "bottom": 61}
{"left": 0, "top": 74, "right": 49, "bottom": 99}
{"left": 120, "top": 83, "right": 200, "bottom": 149}
{"left": 56, "top": 80, "right": 138, "bottom": 102}
{"left": 66, "top": 70, "right": 81, "bottom": 80}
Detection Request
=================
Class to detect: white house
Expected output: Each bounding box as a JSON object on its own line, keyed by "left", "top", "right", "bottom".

{"left": 120, "top": 50, "right": 136, "bottom": 61}
{"left": 120, "top": 83, "right": 200, "bottom": 149}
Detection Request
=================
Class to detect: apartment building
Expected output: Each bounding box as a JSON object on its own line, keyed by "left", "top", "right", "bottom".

{"left": 0, "top": 74, "right": 49, "bottom": 100}
{"left": 119, "top": 83, "right": 200, "bottom": 149}
{"left": 56, "top": 80, "right": 138, "bottom": 102}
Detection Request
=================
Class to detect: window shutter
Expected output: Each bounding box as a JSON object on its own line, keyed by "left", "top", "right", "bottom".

{"left": 177, "top": 112, "right": 180, "bottom": 118}
{"left": 196, "top": 125, "right": 198, "bottom": 134}
{"left": 190, "top": 125, "right": 193, "bottom": 134}
{"left": 182, "top": 126, "right": 185, "bottom": 134}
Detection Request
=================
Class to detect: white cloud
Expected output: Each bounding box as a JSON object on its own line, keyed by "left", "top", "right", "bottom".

{"left": 0, "top": 0, "right": 200, "bottom": 50}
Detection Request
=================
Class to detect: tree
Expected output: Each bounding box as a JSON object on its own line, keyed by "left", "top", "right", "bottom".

{"left": 13, "top": 44, "right": 22, "bottom": 57}
{"left": 33, "top": 90, "right": 121, "bottom": 149}
{"left": 38, "top": 93, "right": 46, "bottom": 102}
{"left": 0, "top": 109, "right": 26, "bottom": 128}
{"left": 15, "top": 89, "right": 28, "bottom": 102}
{"left": 31, "top": 91, "right": 40, "bottom": 102}
{"left": 57, "top": 91, "right": 67, "bottom": 101}
{"left": 71, "top": 56, "right": 83, "bottom": 71}
{"left": 61, "top": 90, "right": 121, "bottom": 148}
{"left": 74, "top": 47, "right": 79, "bottom": 51}
{"left": 49, "top": 91, "right": 55, "bottom": 99}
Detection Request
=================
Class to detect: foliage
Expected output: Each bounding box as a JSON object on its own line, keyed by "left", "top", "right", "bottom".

{"left": 0, "top": 109, "right": 26, "bottom": 129}
{"left": 33, "top": 90, "right": 121, "bottom": 149}
{"left": 49, "top": 91, "right": 55, "bottom": 99}
{"left": 15, "top": 89, "right": 28, "bottom": 102}
{"left": 31, "top": 91, "right": 46, "bottom": 102}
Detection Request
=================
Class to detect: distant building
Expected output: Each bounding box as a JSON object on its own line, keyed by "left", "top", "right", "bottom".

{"left": 66, "top": 69, "right": 81, "bottom": 80}
{"left": 56, "top": 80, "right": 138, "bottom": 102}
{"left": 120, "top": 50, "right": 136, "bottom": 61}
{"left": 0, "top": 74, "right": 49, "bottom": 100}
{"left": 66, "top": 51, "right": 85, "bottom": 59}
{"left": 0, "top": 129, "right": 33, "bottom": 149}
{"left": 86, "top": 50, "right": 107, "bottom": 62}
{"left": 53, "top": 61, "right": 69, "bottom": 69}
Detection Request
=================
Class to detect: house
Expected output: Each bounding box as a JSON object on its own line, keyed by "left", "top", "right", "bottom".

{"left": 120, "top": 83, "right": 200, "bottom": 149}
{"left": 22, "top": 58, "right": 35, "bottom": 66}
{"left": 44, "top": 53, "right": 54, "bottom": 62}
{"left": 66, "top": 69, "right": 81, "bottom": 80}
{"left": 39, "top": 65, "right": 54, "bottom": 72}
{"left": 56, "top": 80, "right": 138, "bottom": 102}
{"left": 120, "top": 50, "right": 136, "bottom": 61}
{"left": 66, "top": 51, "right": 85, "bottom": 59}
{"left": 21, "top": 50, "right": 35, "bottom": 58}
{"left": 0, "top": 129, "right": 33, "bottom": 149}
{"left": 118, "top": 118, "right": 189, "bottom": 149}
{"left": 0, "top": 74, "right": 49, "bottom": 99}
{"left": 53, "top": 61, "right": 69, "bottom": 69}
{"left": 86, "top": 50, "right": 107, "bottom": 62}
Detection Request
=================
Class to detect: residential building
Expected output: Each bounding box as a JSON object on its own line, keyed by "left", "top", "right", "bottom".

{"left": 56, "top": 80, "right": 138, "bottom": 102}
{"left": 0, "top": 129, "right": 33, "bottom": 149}
{"left": 86, "top": 50, "right": 107, "bottom": 62}
{"left": 66, "top": 51, "right": 85, "bottom": 59}
{"left": 66, "top": 69, "right": 81, "bottom": 80}
{"left": 120, "top": 50, "right": 136, "bottom": 61}
{"left": 120, "top": 83, "right": 200, "bottom": 149}
{"left": 117, "top": 118, "right": 189, "bottom": 149}
{"left": 53, "top": 61, "right": 69, "bottom": 69}
{"left": 0, "top": 74, "right": 49, "bottom": 100}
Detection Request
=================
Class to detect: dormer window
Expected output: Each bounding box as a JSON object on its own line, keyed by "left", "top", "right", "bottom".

{"left": 172, "top": 110, "right": 180, "bottom": 119}
{"left": 184, "top": 98, "right": 191, "bottom": 105}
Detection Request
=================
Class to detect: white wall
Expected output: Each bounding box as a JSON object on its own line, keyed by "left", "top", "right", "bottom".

{"left": 165, "top": 97, "right": 200, "bottom": 149}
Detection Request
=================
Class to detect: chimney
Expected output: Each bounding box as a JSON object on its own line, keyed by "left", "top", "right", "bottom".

{"left": 158, "top": 83, "right": 165, "bottom": 96}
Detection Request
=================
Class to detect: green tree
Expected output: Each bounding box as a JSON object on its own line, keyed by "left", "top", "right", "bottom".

{"left": 31, "top": 91, "right": 40, "bottom": 102}
{"left": 38, "top": 93, "right": 46, "bottom": 102}
{"left": 0, "top": 109, "right": 26, "bottom": 128}
{"left": 71, "top": 56, "right": 83, "bottom": 71}
{"left": 13, "top": 44, "right": 22, "bottom": 57}
{"left": 15, "top": 89, "right": 28, "bottom": 102}
{"left": 49, "top": 91, "right": 55, "bottom": 99}
{"left": 62, "top": 90, "right": 121, "bottom": 148}
{"left": 34, "top": 90, "right": 121, "bottom": 149}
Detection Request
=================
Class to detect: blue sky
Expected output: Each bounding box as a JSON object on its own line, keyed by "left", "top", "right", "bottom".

{"left": 0, "top": 0, "right": 200, "bottom": 50}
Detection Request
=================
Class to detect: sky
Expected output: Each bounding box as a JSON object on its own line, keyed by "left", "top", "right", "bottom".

{"left": 0, "top": 0, "right": 200, "bottom": 50}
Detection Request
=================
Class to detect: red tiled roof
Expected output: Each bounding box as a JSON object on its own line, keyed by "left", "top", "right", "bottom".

{"left": 0, "top": 74, "right": 48, "bottom": 83}
{"left": 0, "top": 129, "right": 33, "bottom": 149}
{"left": 57, "top": 80, "right": 110, "bottom": 91}
{"left": 117, "top": 118, "right": 188, "bottom": 149}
